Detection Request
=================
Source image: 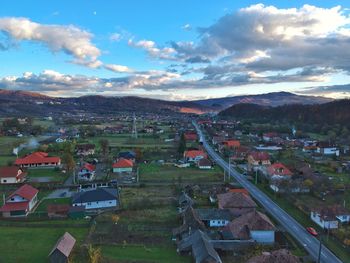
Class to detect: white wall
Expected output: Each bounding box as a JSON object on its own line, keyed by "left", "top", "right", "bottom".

{"left": 73, "top": 199, "right": 117, "bottom": 210}
{"left": 251, "top": 230, "right": 275, "bottom": 243}
{"left": 113, "top": 167, "right": 132, "bottom": 173}
{"left": 311, "top": 212, "right": 338, "bottom": 229}
{"left": 209, "top": 220, "right": 229, "bottom": 227}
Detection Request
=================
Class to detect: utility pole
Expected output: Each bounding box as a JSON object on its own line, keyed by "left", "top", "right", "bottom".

{"left": 255, "top": 169, "right": 258, "bottom": 185}
{"left": 132, "top": 113, "right": 138, "bottom": 139}
{"left": 224, "top": 169, "right": 226, "bottom": 182}
{"left": 228, "top": 158, "right": 231, "bottom": 181}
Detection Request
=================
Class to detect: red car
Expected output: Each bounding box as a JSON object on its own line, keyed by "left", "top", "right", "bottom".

{"left": 306, "top": 227, "right": 318, "bottom": 236}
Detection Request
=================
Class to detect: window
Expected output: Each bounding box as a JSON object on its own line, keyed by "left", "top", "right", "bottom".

{"left": 87, "top": 202, "right": 91, "bottom": 205}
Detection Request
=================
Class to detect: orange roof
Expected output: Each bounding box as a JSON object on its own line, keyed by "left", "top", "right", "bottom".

{"left": 113, "top": 158, "right": 134, "bottom": 168}
{"left": 15, "top": 152, "right": 60, "bottom": 165}
{"left": 82, "top": 163, "right": 95, "bottom": 172}
{"left": 267, "top": 163, "right": 292, "bottom": 176}
{"left": 184, "top": 150, "right": 207, "bottom": 159}
{"left": 223, "top": 140, "right": 240, "bottom": 148}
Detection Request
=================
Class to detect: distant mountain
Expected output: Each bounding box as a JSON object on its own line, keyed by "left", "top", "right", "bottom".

{"left": 194, "top": 92, "right": 333, "bottom": 110}
{"left": 219, "top": 100, "right": 350, "bottom": 128}
{"left": 0, "top": 89, "right": 335, "bottom": 117}
{"left": 0, "top": 90, "right": 208, "bottom": 116}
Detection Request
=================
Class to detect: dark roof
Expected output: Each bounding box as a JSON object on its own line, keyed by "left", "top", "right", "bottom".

{"left": 247, "top": 249, "right": 300, "bottom": 263}
{"left": 313, "top": 206, "right": 350, "bottom": 220}
{"left": 118, "top": 151, "right": 136, "bottom": 159}
{"left": 198, "top": 158, "right": 212, "bottom": 167}
{"left": 72, "top": 188, "right": 118, "bottom": 204}
{"left": 179, "top": 192, "right": 193, "bottom": 207}
{"left": 195, "top": 208, "right": 233, "bottom": 221}
{"left": 49, "top": 232, "right": 76, "bottom": 258}
{"left": 76, "top": 144, "right": 95, "bottom": 151}
{"left": 173, "top": 206, "right": 206, "bottom": 236}
{"left": 178, "top": 230, "right": 222, "bottom": 263}
{"left": 223, "top": 211, "right": 275, "bottom": 240}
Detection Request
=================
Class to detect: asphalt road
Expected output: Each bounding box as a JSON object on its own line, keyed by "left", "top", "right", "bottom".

{"left": 193, "top": 121, "right": 343, "bottom": 263}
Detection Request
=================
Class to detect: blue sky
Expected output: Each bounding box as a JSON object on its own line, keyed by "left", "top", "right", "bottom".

{"left": 0, "top": 1, "right": 350, "bottom": 99}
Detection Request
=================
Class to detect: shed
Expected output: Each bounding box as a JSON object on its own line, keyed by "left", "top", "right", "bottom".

{"left": 48, "top": 232, "right": 76, "bottom": 263}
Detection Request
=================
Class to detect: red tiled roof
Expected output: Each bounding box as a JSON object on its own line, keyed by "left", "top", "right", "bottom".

{"left": 82, "top": 163, "right": 95, "bottom": 172}
{"left": 223, "top": 140, "right": 240, "bottom": 148}
{"left": 0, "top": 166, "right": 22, "bottom": 178}
{"left": 0, "top": 201, "right": 29, "bottom": 212}
{"left": 15, "top": 152, "right": 60, "bottom": 165}
{"left": 249, "top": 151, "right": 270, "bottom": 161}
{"left": 112, "top": 158, "right": 134, "bottom": 168}
{"left": 184, "top": 150, "right": 207, "bottom": 159}
{"left": 267, "top": 163, "right": 292, "bottom": 176}
{"left": 9, "top": 184, "right": 39, "bottom": 201}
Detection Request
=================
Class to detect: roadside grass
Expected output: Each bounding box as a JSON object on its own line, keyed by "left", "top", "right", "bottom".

{"left": 102, "top": 244, "right": 191, "bottom": 263}
{"left": 139, "top": 163, "right": 223, "bottom": 183}
{"left": 0, "top": 226, "right": 88, "bottom": 263}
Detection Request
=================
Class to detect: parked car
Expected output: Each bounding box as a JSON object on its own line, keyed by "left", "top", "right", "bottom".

{"left": 306, "top": 227, "right": 318, "bottom": 236}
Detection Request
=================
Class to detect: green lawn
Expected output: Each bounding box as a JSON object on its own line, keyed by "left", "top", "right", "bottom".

{"left": 0, "top": 155, "right": 16, "bottom": 166}
{"left": 27, "top": 169, "right": 66, "bottom": 181}
{"left": 35, "top": 197, "right": 71, "bottom": 212}
{"left": 139, "top": 163, "right": 223, "bottom": 183}
{"left": 102, "top": 244, "right": 191, "bottom": 263}
{"left": 0, "top": 226, "right": 88, "bottom": 263}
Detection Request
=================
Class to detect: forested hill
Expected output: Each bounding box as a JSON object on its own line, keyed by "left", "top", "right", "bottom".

{"left": 219, "top": 100, "right": 350, "bottom": 127}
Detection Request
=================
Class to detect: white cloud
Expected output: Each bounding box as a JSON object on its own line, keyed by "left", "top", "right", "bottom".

{"left": 0, "top": 17, "right": 101, "bottom": 68}
{"left": 110, "top": 33, "right": 122, "bottom": 42}
{"left": 104, "top": 64, "right": 133, "bottom": 73}
{"left": 182, "top": 24, "right": 192, "bottom": 31}
{"left": 128, "top": 39, "right": 176, "bottom": 60}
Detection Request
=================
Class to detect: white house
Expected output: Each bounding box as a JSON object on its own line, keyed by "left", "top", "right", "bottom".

{"left": 78, "top": 163, "right": 96, "bottom": 182}
{"left": 72, "top": 188, "right": 118, "bottom": 210}
{"left": 310, "top": 207, "right": 343, "bottom": 229}
{"left": 196, "top": 208, "right": 232, "bottom": 227}
{"left": 0, "top": 184, "right": 39, "bottom": 217}
{"left": 0, "top": 166, "right": 26, "bottom": 184}
{"left": 112, "top": 158, "right": 134, "bottom": 173}
{"left": 184, "top": 150, "right": 207, "bottom": 162}
{"left": 316, "top": 143, "right": 340, "bottom": 156}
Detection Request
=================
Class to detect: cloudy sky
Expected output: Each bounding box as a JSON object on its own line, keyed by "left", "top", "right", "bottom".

{"left": 0, "top": 0, "right": 350, "bottom": 100}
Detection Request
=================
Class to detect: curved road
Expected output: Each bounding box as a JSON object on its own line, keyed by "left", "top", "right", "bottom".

{"left": 194, "top": 121, "right": 343, "bottom": 263}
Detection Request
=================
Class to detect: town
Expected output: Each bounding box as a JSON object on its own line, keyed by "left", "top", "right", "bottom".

{"left": 0, "top": 109, "right": 349, "bottom": 263}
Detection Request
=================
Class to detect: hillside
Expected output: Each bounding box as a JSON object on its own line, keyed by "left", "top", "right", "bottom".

{"left": 219, "top": 100, "right": 350, "bottom": 127}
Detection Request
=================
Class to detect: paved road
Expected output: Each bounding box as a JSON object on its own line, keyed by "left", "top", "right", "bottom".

{"left": 193, "top": 121, "right": 343, "bottom": 263}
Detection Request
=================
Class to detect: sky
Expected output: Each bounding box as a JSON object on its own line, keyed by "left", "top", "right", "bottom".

{"left": 0, "top": 1, "right": 350, "bottom": 100}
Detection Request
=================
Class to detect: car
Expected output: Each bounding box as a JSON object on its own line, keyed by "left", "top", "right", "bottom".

{"left": 306, "top": 227, "right": 318, "bottom": 236}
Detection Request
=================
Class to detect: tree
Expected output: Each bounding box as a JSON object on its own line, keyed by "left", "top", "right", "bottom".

{"left": 99, "top": 139, "right": 109, "bottom": 162}
{"left": 88, "top": 245, "right": 101, "bottom": 263}
{"left": 177, "top": 133, "right": 186, "bottom": 156}
{"left": 62, "top": 152, "right": 75, "bottom": 174}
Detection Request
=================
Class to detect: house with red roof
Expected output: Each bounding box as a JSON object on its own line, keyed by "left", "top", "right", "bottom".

{"left": 184, "top": 150, "right": 207, "bottom": 162}
{"left": 0, "top": 184, "right": 39, "bottom": 217}
{"left": 78, "top": 163, "right": 96, "bottom": 181}
{"left": 247, "top": 151, "right": 271, "bottom": 172}
{"left": 267, "top": 163, "right": 293, "bottom": 180}
{"left": 0, "top": 166, "right": 27, "bottom": 184}
{"left": 184, "top": 132, "right": 198, "bottom": 141}
{"left": 112, "top": 158, "right": 134, "bottom": 173}
{"left": 222, "top": 140, "right": 240, "bottom": 149}
{"left": 15, "top": 152, "right": 61, "bottom": 168}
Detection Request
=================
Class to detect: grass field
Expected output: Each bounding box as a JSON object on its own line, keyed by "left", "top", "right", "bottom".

{"left": 102, "top": 244, "right": 191, "bottom": 263}
{"left": 0, "top": 226, "right": 88, "bottom": 263}
{"left": 139, "top": 163, "right": 223, "bottom": 183}
{"left": 35, "top": 197, "right": 71, "bottom": 213}
{"left": 27, "top": 169, "right": 66, "bottom": 182}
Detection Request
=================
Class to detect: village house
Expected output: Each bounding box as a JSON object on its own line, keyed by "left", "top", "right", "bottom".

{"left": 217, "top": 192, "right": 257, "bottom": 216}
{"left": 246, "top": 249, "right": 300, "bottom": 263}
{"left": 262, "top": 132, "right": 278, "bottom": 142}
{"left": 247, "top": 151, "right": 271, "bottom": 172}
{"left": 230, "top": 146, "right": 250, "bottom": 161}
{"left": 222, "top": 211, "right": 275, "bottom": 244}
{"left": 311, "top": 206, "right": 350, "bottom": 229}
{"left": 0, "top": 166, "right": 27, "bottom": 184}
{"left": 112, "top": 158, "right": 134, "bottom": 173}
{"left": 195, "top": 208, "right": 233, "bottom": 227}
{"left": 75, "top": 144, "right": 95, "bottom": 156}
{"left": 197, "top": 158, "right": 212, "bottom": 169}
{"left": 184, "top": 131, "right": 198, "bottom": 141}
{"left": 48, "top": 232, "right": 76, "bottom": 263}
{"left": 0, "top": 184, "right": 38, "bottom": 217}
{"left": 267, "top": 163, "right": 293, "bottom": 180}
{"left": 173, "top": 206, "right": 206, "bottom": 239}
{"left": 47, "top": 204, "right": 70, "bottom": 218}
{"left": 221, "top": 140, "right": 240, "bottom": 149}
{"left": 184, "top": 150, "right": 207, "bottom": 162}
{"left": 78, "top": 163, "right": 96, "bottom": 181}
{"left": 177, "top": 230, "right": 222, "bottom": 263}
{"left": 118, "top": 151, "right": 136, "bottom": 161}
{"left": 15, "top": 152, "right": 61, "bottom": 168}
{"left": 71, "top": 188, "right": 119, "bottom": 210}
{"left": 316, "top": 142, "right": 340, "bottom": 156}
